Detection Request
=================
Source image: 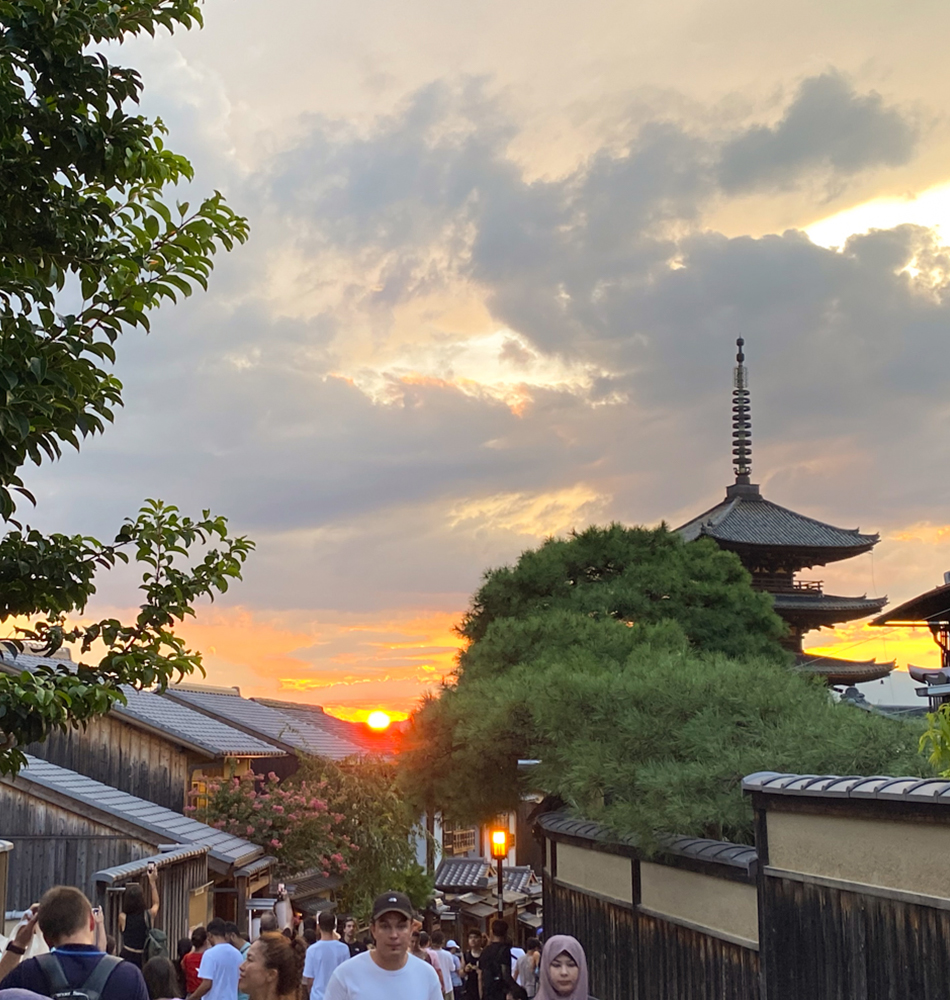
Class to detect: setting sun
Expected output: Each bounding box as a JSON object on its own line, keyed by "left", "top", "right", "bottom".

{"left": 366, "top": 710, "right": 392, "bottom": 730}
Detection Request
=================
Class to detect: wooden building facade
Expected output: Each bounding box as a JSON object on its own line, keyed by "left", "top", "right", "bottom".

{"left": 94, "top": 846, "right": 212, "bottom": 947}
{"left": 0, "top": 755, "right": 272, "bottom": 933}
{"left": 9, "top": 671, "right": 289, "bottom": 813}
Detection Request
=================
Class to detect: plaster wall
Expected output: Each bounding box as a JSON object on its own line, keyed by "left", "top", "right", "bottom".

{"left": 767, "top": 810, "right": 950, "bottom": 899}
{"left": 555, "top": 843, "right": 633, "bottom": 904}
{"left": 639, "top": 863, "right": 759, "bottom": 945}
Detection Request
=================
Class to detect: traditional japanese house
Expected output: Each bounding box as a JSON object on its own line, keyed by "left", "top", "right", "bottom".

{"left": 2, "top": 651, "right": 290, "bottom": 811}
{"left": 0, "top": 755, "right": 274, "bottom": 931}
{"left": 433, "top": 857, "right": 542, "bottom": 944}
{"left": 677, "top": 340, "right": 893, "bottom": 685}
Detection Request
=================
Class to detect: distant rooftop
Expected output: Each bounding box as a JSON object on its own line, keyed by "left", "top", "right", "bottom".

{"left": 163, "top": 686, "right": 366, "bottom": 760}
{"left": 7, "top": 756, "right": 263, "bottom": 870}
{"left": 254, "top": 699, "right": 399, "bottom": 756}
{"left": 434, "top": 857, "right": 539, "bottom": 894}
{"left": 0, "top": 656, "right": 285, "bottom": 760}
{"left": 115, "top": 687, "right": 285, "bottom": 759}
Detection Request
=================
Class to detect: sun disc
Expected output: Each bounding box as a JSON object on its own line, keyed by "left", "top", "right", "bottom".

{"left": 367, "top": 710, "right": 391, "bottom": 730}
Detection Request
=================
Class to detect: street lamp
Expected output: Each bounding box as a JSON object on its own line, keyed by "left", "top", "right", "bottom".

{"left": 490, "top": 827, "right": 509, "bottom": 917}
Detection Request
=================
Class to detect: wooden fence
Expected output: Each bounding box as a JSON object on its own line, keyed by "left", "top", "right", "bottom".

{"left": 539, "top": 771, "right": 950, "bottom": 1000}
{"left": 94, "top": 845, "right": 211, "bottom": 947}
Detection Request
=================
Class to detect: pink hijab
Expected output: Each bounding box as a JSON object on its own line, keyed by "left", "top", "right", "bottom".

{"left": 535, "top": 935, "right": 589, "bottom": 1000}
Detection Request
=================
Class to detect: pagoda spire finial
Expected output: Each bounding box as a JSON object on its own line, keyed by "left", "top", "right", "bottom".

{"left": 732, "top": 337, "right": 752, "bottom": 485}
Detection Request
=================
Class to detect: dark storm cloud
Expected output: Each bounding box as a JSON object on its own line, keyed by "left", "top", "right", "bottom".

{"left": 718, "top": 72, "right": 918, "bottom": 193}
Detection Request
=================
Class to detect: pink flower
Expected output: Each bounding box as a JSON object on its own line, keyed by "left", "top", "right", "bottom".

{"left": 321, "top": 870, "right": 329, "bottom": 877}
{"left": 270, "top": 838, "right": 282, "bottom": 849}
{"left": 246, "top": 826, "right": 255, "bottom": 835}
{"left": 272, "top": 805, "right": 284, "bottom": 815}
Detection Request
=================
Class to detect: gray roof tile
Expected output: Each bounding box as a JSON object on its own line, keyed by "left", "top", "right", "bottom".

{"left": 114, "top": 688, "right": 285, "bottom": 758}
{"left": 0, "top": 654, "right": 286, "bottom": 759}
{"left": 742, "top": 771, "right": 950, "bottom": 804}
{"left": 163, "top": 688, "right": 364, "bottom": 760}
{"left": 678, "top": 494, "right": 878, "bottom": 552}
{"left": 253, "top": 699, "right": 398, "bottom": 757}
{"left": 11, "top": 756, "right": 262, "bottom": 868}
{"left": 435, "top": 859, "right": 489, "bottom": 891}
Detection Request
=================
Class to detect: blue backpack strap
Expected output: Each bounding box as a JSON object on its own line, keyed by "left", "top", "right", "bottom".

{"left": 36, "top": 952, "right": 70, "bottom": 994}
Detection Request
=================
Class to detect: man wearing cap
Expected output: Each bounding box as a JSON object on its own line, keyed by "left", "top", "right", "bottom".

{"left": 324, "top": 892, "right": 441, "bottom": 1000}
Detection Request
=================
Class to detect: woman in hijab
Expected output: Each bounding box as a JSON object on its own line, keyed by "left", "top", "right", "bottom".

{"left": 535, "top": 936, "right": 590, "bottom": 1000}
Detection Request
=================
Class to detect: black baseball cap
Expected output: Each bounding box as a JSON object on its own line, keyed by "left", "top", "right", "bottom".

{"left": 371, "top": 891, "right": 413, "bottom": 921}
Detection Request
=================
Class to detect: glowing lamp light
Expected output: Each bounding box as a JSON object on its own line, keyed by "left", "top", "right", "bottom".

{"left": 490, "top": 829, "right": 509, "bottom": 859}
{"left": 367, "top": 711, "right": 392, "bottom": 731}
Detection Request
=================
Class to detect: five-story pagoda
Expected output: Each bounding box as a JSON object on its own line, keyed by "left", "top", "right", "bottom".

{"left": 677, "top": 340, "right": 893, "bottom": 685}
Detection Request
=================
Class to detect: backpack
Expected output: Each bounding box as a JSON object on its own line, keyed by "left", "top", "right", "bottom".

{"left": 143, "top": 911, "right": 169, "bottom": 962}
{"left": 36, "top": 952, "right": 122, "bottom": 1000}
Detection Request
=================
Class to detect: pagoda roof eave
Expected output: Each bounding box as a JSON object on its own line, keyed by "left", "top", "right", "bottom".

{"left": 677, "top": 490, "right": 879, "bottom": 560}
{"left": 796, "top": 652, "right": 895, "bottom": 685}
{"left": 774, "top": 593, "right": 887, "bottom": 627}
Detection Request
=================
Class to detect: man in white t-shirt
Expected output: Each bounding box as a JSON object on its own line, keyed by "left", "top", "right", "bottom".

{"left": 187, "top": 918, "right": 244, "bottom": 1000}
{"left": 303, "top": 910, "right": 351, "bottom": 1000}
{"left": 325, "top": 891, "right": 441, "bottom": 1000}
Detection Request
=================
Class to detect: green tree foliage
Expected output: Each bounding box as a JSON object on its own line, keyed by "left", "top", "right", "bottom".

{"left": 919, "top": 704, "right": 950, "bottom": 776}
{"left": 0, "top": 1, "right": 250, "bottom": 772}
{"left": 197, "top": 756, "right": 432, "bottom": 919}
{"left": 458, "top": 524, "right": 787, "bottom": 666}
{"left": 401, "top": 526, "right": 926, "bottom": 844}
{"left": 297, "top": 756, "right": 434, "bottom": 919}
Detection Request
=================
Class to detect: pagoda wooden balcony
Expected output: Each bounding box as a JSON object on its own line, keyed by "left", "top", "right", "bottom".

{"left": 751, "top": 576, "right": 824, "bottom": 595}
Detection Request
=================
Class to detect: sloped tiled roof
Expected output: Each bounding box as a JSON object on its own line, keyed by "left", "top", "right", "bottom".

{"left": 435, "top": 858, "right": 490, "bottom": 891}
{"left": 163, "top": 687, "right": 363, "bottom": 760}
{"left": 872, "top": 582, "right": 950, "bottom": 626}
{"left": 796, "top": 652, "right": 894, "bottom": 685}
{"left": 0, "top": 654, "right": 285, "bottom": 759}
{"left": 254, "top": 699, "right": 398, "bottom": 756}
{"left": 503, "top": 865, "right": 539, "bottom": 894}
{"left": 114, "top": 688, "right": 285, "bottom": 758}
{"left": 7, "top": 756, "right": 263, "bottom": 869}
{"left": 772, "top": 594, "right": 886, "bottom": 614}
{"left": 678, "top": 493, "right": 878, "bottom": 554}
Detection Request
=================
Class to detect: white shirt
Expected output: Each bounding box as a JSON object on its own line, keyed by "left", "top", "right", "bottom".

{"left": 510, "top": 947, "right": 526, "bottom": 978}
{"left": 197, "top": 942, "right": 244, "bottom": 1000}
{"left": 430, "top": 949, "right": 455, "bottom": 995}
{"left": 304, "top": 940, "right": 352, "bottom": 1000}
{"left": 325, "top": 951, "right": 442, "bottom": 1000}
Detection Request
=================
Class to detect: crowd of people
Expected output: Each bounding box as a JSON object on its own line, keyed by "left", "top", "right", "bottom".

{"left": 0, "top": 885, "right": 593, "bottom": 1000}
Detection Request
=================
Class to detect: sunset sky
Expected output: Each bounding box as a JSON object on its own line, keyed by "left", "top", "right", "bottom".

{"left": 20, "top": 0, "right": 950, "bottom": 718}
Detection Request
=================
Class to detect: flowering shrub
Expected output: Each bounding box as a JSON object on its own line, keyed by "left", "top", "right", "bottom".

{"left": 189, "top": 771, "right": 354, "bottom": 878}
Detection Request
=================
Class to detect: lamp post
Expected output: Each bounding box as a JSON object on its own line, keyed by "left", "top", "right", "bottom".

{"left": 490, "top": 828, "right": 509, "bottom": 918}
